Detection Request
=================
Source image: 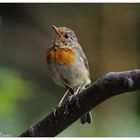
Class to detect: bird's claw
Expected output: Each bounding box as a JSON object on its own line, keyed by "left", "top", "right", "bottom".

{"left": 75, "top": 96, "right": 80, "bottom": 108}
{"left": 69, "top": 94, "right": 80, "bottom": 108}
{"left": 69, "top": 95, "right": 73, "bottom": 102}
{"left": 52, "top": 104, "right": 61, "bottom": 116}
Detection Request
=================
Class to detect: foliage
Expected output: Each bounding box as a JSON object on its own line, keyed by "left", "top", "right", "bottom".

{"left": 0, "top": 67, "right": 33, "bottom": 136}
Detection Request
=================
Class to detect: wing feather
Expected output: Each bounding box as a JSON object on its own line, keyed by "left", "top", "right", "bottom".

{"left": 76, "top": 46, "right": 91, "bottom": 79}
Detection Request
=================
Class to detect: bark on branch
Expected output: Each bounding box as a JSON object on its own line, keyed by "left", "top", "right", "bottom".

{"left": 19, "top": 69, "right": 140, "bottom": 137}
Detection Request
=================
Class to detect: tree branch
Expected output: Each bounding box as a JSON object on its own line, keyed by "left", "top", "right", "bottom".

{"left": 19, "top": 69, "right": 140, "bottom": 137}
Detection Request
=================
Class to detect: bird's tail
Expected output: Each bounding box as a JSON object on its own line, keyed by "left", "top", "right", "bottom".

{"left": 80, "top": 111, "right": 92, "bottom": 124}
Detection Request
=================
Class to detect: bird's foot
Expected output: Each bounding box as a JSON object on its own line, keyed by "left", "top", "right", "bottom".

{"left": 52, "top": 103, "right": 61, "bottom": 116}
{"left": 68, "top": 94, "right": 80, "bottom": 108}
{"left": 68, "top": 95, "right": 73, "bottom": 102}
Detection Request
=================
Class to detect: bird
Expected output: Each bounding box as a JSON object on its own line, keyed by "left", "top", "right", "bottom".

{"left": 46, "top": 25, "right": 92, "bottom": 124}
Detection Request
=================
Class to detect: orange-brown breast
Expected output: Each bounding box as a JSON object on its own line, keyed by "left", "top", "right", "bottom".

{"left": 46, "top": 48, "right": 76, "bottom": 66}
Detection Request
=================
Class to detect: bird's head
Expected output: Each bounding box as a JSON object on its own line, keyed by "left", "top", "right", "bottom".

{"left": 52, "top": 25, "right": 79, "bottom": 49}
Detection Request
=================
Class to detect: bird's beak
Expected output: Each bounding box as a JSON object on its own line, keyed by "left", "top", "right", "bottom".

{"left": 52, "top": 25, "right": 61, "bottom": 36}
{"left": 52, "top": 25, "right": 66, "bottom": 45}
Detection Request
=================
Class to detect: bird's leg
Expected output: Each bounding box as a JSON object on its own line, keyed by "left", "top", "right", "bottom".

{"left": 58, "top": 89, "right": 70, "bottom": 107}
{"left": 53, "top": 89, "right": 70, "bottom": 116}
{"left": 69, "top": 85, "right": 81, "bottom": 102}
{"left": 74, "top": 85, "right": 82, "bottom": 95}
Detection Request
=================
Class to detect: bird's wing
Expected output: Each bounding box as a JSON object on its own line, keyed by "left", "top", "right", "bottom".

{"left": 76, "top": 46, "right": 90, "bottom": 78}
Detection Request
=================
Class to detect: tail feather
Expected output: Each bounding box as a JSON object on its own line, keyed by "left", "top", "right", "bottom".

{"left": 80, "top": 112, "right": 92, "bottom": 124}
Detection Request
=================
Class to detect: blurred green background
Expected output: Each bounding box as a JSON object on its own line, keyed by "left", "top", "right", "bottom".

{"left": 0, "top": 3, "right": 140, "bottom": 137}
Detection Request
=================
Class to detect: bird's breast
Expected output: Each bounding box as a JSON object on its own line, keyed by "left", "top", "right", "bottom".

{"left": 46, "top": 47, "right": 76, "bottom": 66}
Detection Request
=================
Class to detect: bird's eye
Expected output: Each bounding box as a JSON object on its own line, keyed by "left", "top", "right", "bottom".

{"left": 64, "top": 34, "right": 69, "bottom": 39}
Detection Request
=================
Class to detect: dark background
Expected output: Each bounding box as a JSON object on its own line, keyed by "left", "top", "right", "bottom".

{"left": 0, "top": 3, "right": 140, "bottom": 136}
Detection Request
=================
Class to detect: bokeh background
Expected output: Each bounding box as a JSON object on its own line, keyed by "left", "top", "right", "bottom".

{"left": 0, "top": 3, "right": 140, "bottom": 137}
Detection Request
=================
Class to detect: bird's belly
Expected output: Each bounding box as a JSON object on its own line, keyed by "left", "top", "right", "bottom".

{"left": 47, "top": 61, "right": 90, "bottom": 88}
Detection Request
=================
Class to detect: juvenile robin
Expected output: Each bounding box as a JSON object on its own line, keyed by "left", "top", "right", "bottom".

{"left": 46, "top": 25, "right": 92, "bottom": 124}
